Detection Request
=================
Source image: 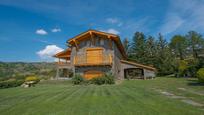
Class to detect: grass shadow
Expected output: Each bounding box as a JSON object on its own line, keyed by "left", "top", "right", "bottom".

{"left": 187, "top": 79, "right": 204, "bottom": 86}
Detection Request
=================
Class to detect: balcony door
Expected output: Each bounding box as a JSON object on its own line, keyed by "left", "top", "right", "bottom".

{"left": 86, "top": 48, "right": 103, "bottom": 64}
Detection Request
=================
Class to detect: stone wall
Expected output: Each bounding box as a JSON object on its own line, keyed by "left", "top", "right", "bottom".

{"left": 112, "top": 41, "right": 123, "bottom": 79}
{"left": 143, "top": 69, "right": 156, "bottom": 78}
{"left": 75, "top": 66, "right": 111, "bottom": 76}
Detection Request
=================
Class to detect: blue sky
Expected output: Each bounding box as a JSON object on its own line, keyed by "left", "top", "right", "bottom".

{"left": 0, "top": 0, "right": 204, "bottom": 62}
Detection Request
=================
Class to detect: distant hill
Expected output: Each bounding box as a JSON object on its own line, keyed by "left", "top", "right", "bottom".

{"left": 0, "top": 62, "right": 56, "bottom": 79}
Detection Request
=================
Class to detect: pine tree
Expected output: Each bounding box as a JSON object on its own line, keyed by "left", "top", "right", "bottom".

{"left": 170, "top": 35, "right": 187, "bottom": 60}
{"left": 145, "top": 36, "right": 156, "bottom": 65}
{"left": 155, "top": 33, "right": 176, "bottom": 75}
{"left": 122, "top": 38, "right": 130, "bottom": 56}
{"left": 186, "top": 31, "right": 204, "bottom": 58}
{"left": 130, "top": 32, "right": 148, "bottom": 64}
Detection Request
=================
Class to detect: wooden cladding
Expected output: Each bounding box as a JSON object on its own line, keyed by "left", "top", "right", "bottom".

{"left": 86, "top": 48, "right": 103, "bottom": 64}
{"left": 74, "top": 48, "right": 112, "bottom": 66}
{"left": 84, "top": 71, "right": 103, "bottom": 80}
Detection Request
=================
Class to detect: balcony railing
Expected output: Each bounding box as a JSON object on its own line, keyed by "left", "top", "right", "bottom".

{"left": 74, "top": 53, "right": 112, "bottom": 66}
{"left": 56, "top": 61, "right": 71, "bottom": 65}
{"left": 56, "top": 60, "right": 71, "bottom": 68}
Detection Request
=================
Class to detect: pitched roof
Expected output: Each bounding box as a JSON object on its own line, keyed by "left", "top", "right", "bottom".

{"left": 120, "top": 60, "right": 157, "bottom": 71}
{"left": 53, "top": 48, "right": 71, "bottom": 60}
{"left": 67, "top": 29, "right": 127, "bottom": 59}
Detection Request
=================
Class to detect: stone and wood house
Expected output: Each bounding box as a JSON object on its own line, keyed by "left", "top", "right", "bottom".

{"left": 54, "top": 30, "right": 156, "bottom": 80}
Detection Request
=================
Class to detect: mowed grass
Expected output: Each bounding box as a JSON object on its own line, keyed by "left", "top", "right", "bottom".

{"left": 0, "top": 77, "right": 204, "bottom": 115}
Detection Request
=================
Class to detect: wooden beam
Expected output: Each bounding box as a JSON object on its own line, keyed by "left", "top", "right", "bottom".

{"left": 59, "top": 58, "right": 61, "bottom": 64}
{"left": 93, "top": 33, "right": 96, "bottom": 45}
{"left": 93, "top": 31, "right": 118, "bottom": 38}
{"left": 108, "top": 36, "right": 113, "bottom": 49}
{"left": 90, "top": 31, "right": 94, "bottom": 46}
{"left": 73, "top": 56, "right": 76, "bottom": 65}
{"left": 73, "top": 39, "right": 79, "bottom": 50}
{"left": 109, "top": 54, "right": 112, "bottom": 64}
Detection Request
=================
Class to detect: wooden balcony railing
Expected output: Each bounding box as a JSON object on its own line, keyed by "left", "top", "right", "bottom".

{"left": 74, "top": 54, "right": 112, "bottom": 66}
{"left": 56, "top": 60, "right": 71, "bottom": 68}
{"left": 56, "top": 62, "right": 71, "bottom": 65}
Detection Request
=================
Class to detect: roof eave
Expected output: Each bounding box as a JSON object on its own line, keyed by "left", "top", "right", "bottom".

{"left": 120, "top": 60, "right": 157, "bottom": 71}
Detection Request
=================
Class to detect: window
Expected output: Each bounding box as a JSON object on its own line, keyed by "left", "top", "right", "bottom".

{"left": 86, "top": 40, "right": 90, "bottom": 46}
{"left": 86, "top": 48, "right": 103, "bottom": 64}
{"left": 100, "top": 39, "right": 104, "bottom": 45}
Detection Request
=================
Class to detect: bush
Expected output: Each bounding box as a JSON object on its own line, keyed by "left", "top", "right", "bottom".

{"left": 91, "top": 77, "right": 106, "bottom": 85}
{"left": 91, "top": 72, "right": 115, "bottom": 85}
{"left": 25, "top": 76, "right": 40, "bottom": 83}
{"left": 0, "top": 79, "right": 24, "bottom": 89}
{"left": 13, "top": 74, "right": 27, "bottom": 80}
{"left": 178, "top": 60, "right": 188, "bottom": 77}
{"left": 72, "top": 74, "right": 84, "bottom": 85}
{"left": 103, "top": 72, "right": 115, "bottom": 84}
{"left": 71, "top": 72, "right": 115, "bottom": 85}
{"left": 197, "top": 68, "right": 204, "bottom": 83}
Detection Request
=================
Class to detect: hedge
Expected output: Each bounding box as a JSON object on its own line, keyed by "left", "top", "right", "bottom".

{"left": 0, "top": 79, "right": 24, "bottom": 89}
{"left": 91, "top": 72, "right": 115, "bottom": 85}
{"left": 72, "top": 74, "right": 84, "bottom": 85}
{"left": 72, "top": 72, "right": 115, "bottom": 85}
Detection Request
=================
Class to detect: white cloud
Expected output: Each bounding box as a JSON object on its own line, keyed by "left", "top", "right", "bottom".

{"left": 159, "top": 0, "right": 204, "bottom": 35}
{"left": 36, "top": 29, "right": 48, "bottom": 35}
{"left": 106, "top": 18, "right": 123, "bottom": 27}
{"left": 51, "top": 28, "right": 61, "bottom": 33}
{"left": 119, "top": 17, "right": 153, "bottom": 37}
{"left": 159, "top": 15, "right": 184, "bottom": 35}
{"left": 37, "top": 45, "right": 64, "bottom": 61}
{"left": 101, "top": 28, "right": 120, "bottom": 35}
{"left": 106, "top": 18, "right": 119, "bottom": 24}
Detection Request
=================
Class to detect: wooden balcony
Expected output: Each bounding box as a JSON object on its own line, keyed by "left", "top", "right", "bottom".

{"left": 56, "top": 61, "right": 72, "bottom": 69}
{"left": 74, "top": 54, "right": 112, "bottom": 66}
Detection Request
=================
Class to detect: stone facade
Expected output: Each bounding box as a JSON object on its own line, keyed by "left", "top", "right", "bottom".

{"left": 75, "top": 66, "right": 111, "bottom": 76}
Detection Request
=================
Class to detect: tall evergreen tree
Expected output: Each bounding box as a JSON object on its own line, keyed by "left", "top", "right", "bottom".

{"left": 145, "top": 36, "right": 157, "bottom": 65}
{"left": 170, "top": 35, "right": 187, "bottom": 60}
{"left": 186, "top": 31, "right": 204, "bottom": 58}
{"left": 130, "top": 32, "right": 148, "bottom": 64}
{"left": 155, "top": 33, "right": 176, "bottom": 75}
{"left": 122, "top": 38, "right": 130, "bottom": 56}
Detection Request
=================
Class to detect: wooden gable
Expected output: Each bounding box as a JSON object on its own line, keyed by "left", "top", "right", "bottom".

{"left": 67, "top": 30, "right": 127, "bottom": 59}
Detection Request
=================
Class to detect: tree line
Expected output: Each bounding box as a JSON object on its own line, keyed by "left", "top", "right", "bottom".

{"left": 123, "top": 31, "right": 204, "bottom": 77}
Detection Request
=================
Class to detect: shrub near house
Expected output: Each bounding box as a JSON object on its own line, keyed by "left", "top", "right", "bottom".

{"left": 72, "top": 72, "right": 115, "bottom": 85}
{"left": 91, "top": 72, "right": 115, "bottom": 85}
{"left": 197, "top": 68, "right": 204, "bottom": 83}
{"left": 72, "top": 74, "right": 85, "bottom": 85}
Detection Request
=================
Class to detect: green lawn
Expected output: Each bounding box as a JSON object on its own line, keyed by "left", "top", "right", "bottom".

{"left": 0, "top": 77, "right": 204, "bottom": 115}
